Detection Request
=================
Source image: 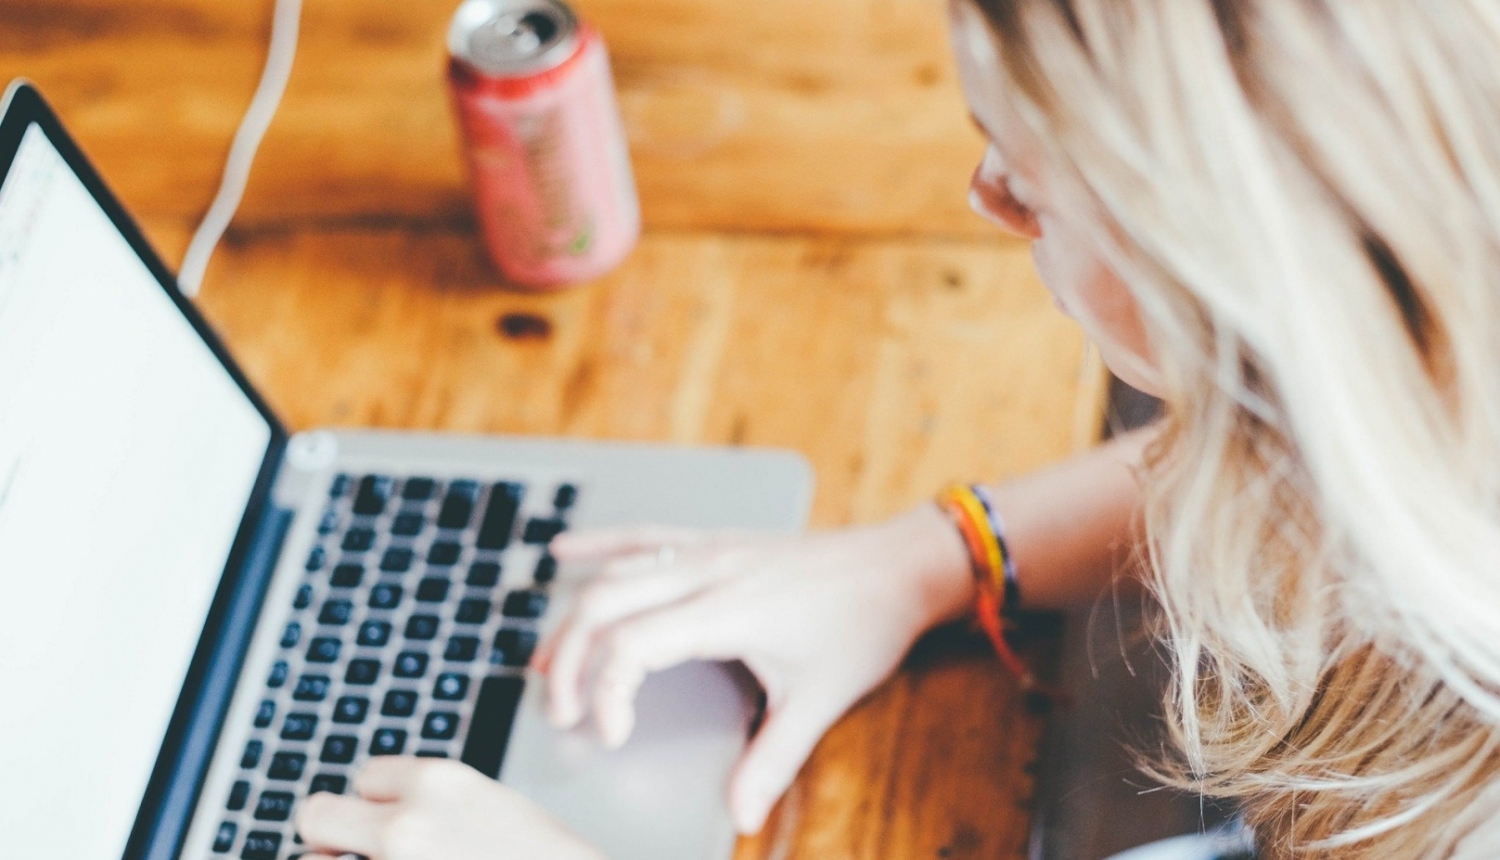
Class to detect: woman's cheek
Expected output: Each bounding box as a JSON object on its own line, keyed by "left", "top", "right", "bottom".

{"left": 1034, "top": 241, "right": 1163, "bottom": 393}
{"left": 1028, "top": 231, "right": 1086, "bottom": 318}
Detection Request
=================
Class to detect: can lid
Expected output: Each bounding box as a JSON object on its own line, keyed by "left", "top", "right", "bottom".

{"left": 448, "top": 0, "right": 580, "bottom": 78}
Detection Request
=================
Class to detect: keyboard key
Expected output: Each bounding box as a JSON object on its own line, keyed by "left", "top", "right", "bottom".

{"left": 317, "top": 508, "right": 340, "bottom": 535}
{"left": 554, "top": 483, "right": 578, "bottom": 509}
{"left": 345, "top": 659, "right": 381, "bottom": 685}
{"left": 533, "top": 554, "right": 558, "bottom": 584}
{"left": 405, "top": 614, "right": 439, "bottom": 640}
{"left": 382, "top": 689, "right": 418, "bottom": 717}
{"left": 434, "top": 672, "right": 469, "bottom": 701}
{"left": 227, "top": 779, "right": 251, "bottom": 811}
{"left": 391, "top": 511, "right": 425, "bottom": 537}
{"left": 241, "top": 739, "right": 264, "bottom": 769}
{"left": 281, "top": 713, "right": 318, "bottom": 741}
{"left": 329, "top": 473, "right": 351, "bottom": 498}
{"left": 522, "top": 517, "right": 566, "bottom": 545}
{"left": 267, "top": 752, "right": 306, "bottom": 781}
{"left": 502, "top": 590, "right": 548, "bottom": 619}
{"left": 422, "top": 712, "right": 459, "bottom": 740}
{"left": 455, "top": 599, "right": 491, "bottom": 625}
{"left": 332, "top": 696, "right": 370, "bottom": 724}
{"left": 212, "top": 820, "right": 236, "bottom": 853}
{"left": 319, "top": 599, "right": 353, "bottom": 626}
{"left": 280, "top": 622, "right": 302, "bottom": 649}
{"left": 460, "top": 676, "right": 525, "bottom": 778}
{"left": 370, "top": 728, "right": 407, "bottom": 756}
{"left": 393, "top": 651, "right": 429, "bottom": 678}
{"left": 254, "top": 700, "right": 276, "bottom": 729}
{"left": 415, "top": 577, "right": 450, "bottom": 603}
{"left": 437, "top": 485, "right": 476, "bottom": 530}
{"left": 476, "top": 483, "right": 523, "bottom": 550}
{"left": 380, "top": 546, "right": 414, "bottom": 572}
{"left": 357, "top": 620, "right": 392, "bottom": 647}
{"left": 267, "top": 661, "right": 289, "bottom": 689}
{"left": 427, "top": 540, "right": 462, "bottom": 566}
{"left": 466, "top": 561, "right": 501, "bottom": 587}
{"left": 402, "top": 477, "right": 437, "bottom": 501}
{"left": 416, "top": 749, "right": 450, "bottom": 758}
{"left": 329, "top": 563, "right": 365, "bottom": 588}
{"left": 320, "top": 735, "right": 358, "bottom": 764}
{"left": 293, "top": 584, "right": 314, "bottom": 610}
{"left": 369, "top": 583, "right": 403, "bottom": 610}
{"left": 353, "top": 475, "right": 394, "bottom": 517}
{"left": 492, "top": 628, "right": 537, "bottom": 667}
{"left": 306, "top": 637, "right": 341, "bottom": 663}
{"left": 445, "top": 636, "right": 481, "bottom": 662}
{"left": 293, "top": 674, "right": 330, "bottom": 702}
{"left": 309, "top": 774, "right": 348, "bottom": 795}
{"left": 342, "top": 527, "right": 375, "bottom": 552}
{"left": 305, "top": 546, "right": 327, "bottom": 571}
{"left": 240, "top": 830, "right": 280, "bottom": 860}
{"left": 254, "top": 790, "right": 296, "bottom": 822}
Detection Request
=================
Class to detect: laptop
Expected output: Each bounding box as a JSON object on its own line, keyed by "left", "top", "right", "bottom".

{"left": 0, "top": 80, "right": 813, "bottom": 860}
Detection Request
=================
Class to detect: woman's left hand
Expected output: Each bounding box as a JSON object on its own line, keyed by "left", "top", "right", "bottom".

{"left": 296, "top": 756, "right": 605, "bottom": 860}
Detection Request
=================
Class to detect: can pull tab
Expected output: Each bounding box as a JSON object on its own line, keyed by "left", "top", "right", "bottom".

{"left": 475, "top": 11, "right": 556, "bottom": 61}
{"left": 449, "top": 0, "right": 578, "bottom": 77}
{"left": 488, "top": 12, "right": 551, "bottom": 53}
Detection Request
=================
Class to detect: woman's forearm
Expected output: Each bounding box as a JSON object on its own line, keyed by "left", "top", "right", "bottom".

{"left": 983, "top": 426, "right": 1153, "bottom": 609}
{"left": 903, "top": 426, "right": 1155, "bottom": 627}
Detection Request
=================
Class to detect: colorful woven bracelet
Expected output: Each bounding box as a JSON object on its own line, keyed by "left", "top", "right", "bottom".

{"left": 971, "top": 484, "right": 1021, "bottom": 614}
{"left": 935, "top": 484, "right": 1066, "bottom": 707}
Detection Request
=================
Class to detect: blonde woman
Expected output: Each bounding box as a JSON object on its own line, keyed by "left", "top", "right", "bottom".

{"left": 297, "top": 1, "right": 1500, "bottom": 858}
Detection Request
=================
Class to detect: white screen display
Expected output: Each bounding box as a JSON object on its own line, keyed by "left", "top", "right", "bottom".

{"left": 0, "top": 124, "right": 274, "bottom": 859}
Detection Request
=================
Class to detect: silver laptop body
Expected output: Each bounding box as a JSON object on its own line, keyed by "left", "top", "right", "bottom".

{"left": 0, "top": 80, "right": 812, "bottom": 860}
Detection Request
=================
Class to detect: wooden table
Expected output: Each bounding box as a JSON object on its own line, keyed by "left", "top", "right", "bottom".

{"left": 2, "top": 1, "right": 1104, "bottom": 856}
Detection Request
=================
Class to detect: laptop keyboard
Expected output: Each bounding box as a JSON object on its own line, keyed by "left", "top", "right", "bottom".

{"left": 208, "top": 472, "right": 576, "bottom": 859}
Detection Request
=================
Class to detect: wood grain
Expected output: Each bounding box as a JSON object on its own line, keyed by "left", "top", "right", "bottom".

{"left": 183, "top": 226, "right": 1091, "bottom": 521}
{"left": 6, "top": 0, "right": 1106, "bottom": 856}
{"left": 3, "top": 0, "right": 989, "bottom": 237}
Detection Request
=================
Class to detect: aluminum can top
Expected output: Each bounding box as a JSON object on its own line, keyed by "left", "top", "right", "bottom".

{"left": 447, "top": 0, "right": 580, "bottom": 78}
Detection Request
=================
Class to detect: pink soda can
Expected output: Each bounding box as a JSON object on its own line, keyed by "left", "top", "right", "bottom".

{"left": 446, "top": 0, "right": 641, "bottom": 289}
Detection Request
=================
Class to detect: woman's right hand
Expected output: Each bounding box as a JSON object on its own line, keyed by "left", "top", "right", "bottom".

{"left": 535, "top": 506, "right": 974, "bottom": 835}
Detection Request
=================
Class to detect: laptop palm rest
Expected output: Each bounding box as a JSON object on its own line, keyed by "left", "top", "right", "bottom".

{"left": 500, "top": 660, "right": 758, "bottom": 860}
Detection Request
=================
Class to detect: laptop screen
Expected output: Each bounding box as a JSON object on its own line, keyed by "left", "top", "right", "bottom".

{"left": 0, "top": 123, "right": 274, "bottom": 858}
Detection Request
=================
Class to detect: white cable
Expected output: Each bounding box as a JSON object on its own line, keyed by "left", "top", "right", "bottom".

{"left": 177, "top": 0, "right": 303, "bottom": 297}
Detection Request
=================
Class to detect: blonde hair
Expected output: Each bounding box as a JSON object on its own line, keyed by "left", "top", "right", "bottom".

{"left": 966, "top": 1, "right": 1500, "bottom": 856}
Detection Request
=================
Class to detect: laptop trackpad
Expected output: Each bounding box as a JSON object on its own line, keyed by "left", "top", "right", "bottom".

{"left": 499, "top": 661, "right": 758, "bottom": 860}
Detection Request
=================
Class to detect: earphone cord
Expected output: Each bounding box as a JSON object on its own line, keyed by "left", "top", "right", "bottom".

{"left": 177, "top": 0, "right": 303, "bottom": 298}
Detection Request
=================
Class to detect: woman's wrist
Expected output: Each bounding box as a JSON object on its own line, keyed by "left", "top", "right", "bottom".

{"left": 874, "top": 504, "right": 978, "bottom": 630}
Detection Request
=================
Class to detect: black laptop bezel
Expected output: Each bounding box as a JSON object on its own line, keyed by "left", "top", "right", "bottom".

{"left": 0, "top": 80, "right": 292, "bottom": 860}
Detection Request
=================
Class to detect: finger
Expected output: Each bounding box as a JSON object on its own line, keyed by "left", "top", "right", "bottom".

{"left": 295, "top": 793, "right": 390, "bottom": 858}
{"left": 728, "top": 696, "right": 841, "bottom": 834}
{"left": 548, "top": 525, "right": 702, "bottom": 561}
{"left": 588, "top": 600, "right": 747, "bottom": 748}
{"left": 534, "top": 546, "right": 704, "bottom": 676}
{"left": 540, "top": 566, "right": 707, "bottom": 727}
{"left": 352, "top": 755, "right": 426, "bottom": 802}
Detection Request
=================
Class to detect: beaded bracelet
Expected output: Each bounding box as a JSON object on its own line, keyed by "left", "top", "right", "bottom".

{"left": 936, "top": 484, "right": 1065, "bottom": 706}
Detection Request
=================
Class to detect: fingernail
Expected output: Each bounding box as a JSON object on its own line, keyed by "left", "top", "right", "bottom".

{"left": 549, "top": 700, "right": 580, "bottom": 729}
{"left": 602, "top": 713, "right": 631, "bottom": 749}
{"left": 732, "top": 799, "right": 767, "bottom": 835}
